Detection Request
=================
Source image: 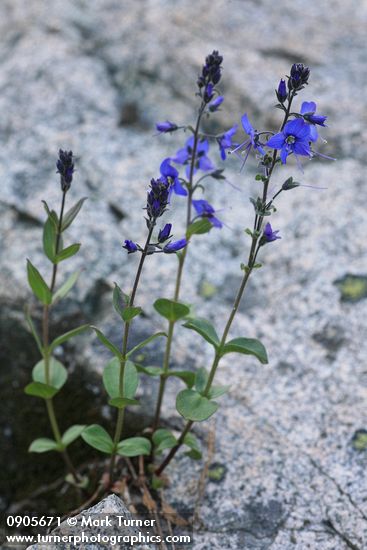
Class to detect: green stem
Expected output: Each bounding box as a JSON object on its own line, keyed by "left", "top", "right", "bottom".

{"left": 152, "top": 103, "right": 204, "bottom": 433}
{"left": 108, "top": 225, "right": 154, "bottom": 482}
{"left": 155, "top": 93, "right": 296, "bottom": 476}
{"left": 42, "top": 190, "right": 80, "bottom": 483}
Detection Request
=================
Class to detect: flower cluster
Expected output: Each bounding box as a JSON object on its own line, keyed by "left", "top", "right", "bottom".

{"left": 56, "top": 149, "right": 74, "bottom": 192}
{"left": 197, "top": 50, "right": 223, "bottom": 103}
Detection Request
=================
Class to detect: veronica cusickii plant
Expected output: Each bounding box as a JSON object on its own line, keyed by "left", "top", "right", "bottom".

{"left": 152, "top": 62, "right": 333, "bottom": 476}
{"left": 25, "top": 150, "right": 88, "bottom": 485}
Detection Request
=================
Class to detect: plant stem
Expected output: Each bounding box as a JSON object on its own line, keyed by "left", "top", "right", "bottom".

{"left": 42, "top": 190, "right": 80, "bottom": 483}
{"left": 152, "top": 104, "right": 205, "bottom": 433}
{"left": 155, "top": 93, "right": 296, "bottom": 476}
{"left": 108, "top": 225, "right": 154, "bottom": 482}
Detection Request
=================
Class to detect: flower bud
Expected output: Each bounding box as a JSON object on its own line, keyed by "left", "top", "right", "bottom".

{"left": 163, "top": 239, "right": 187, "bottom": 253}
{"left": 123, "top": 240, "right": 138, "bottom": 253}
{"left": 276, "top": 79, "right": 287, "bottom": 103}
{"left": 56, "top": 149, "right": 74, "bottom": 192}
{"left": 158, "top": 223, "right": 172, "bottom": 243}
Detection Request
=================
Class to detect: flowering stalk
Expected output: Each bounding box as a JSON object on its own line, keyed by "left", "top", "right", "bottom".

{"left": 108, "top": 225, "right": 154, "bottom": 481}
{"left": 25, "top": 150, "right": 88, "bottom": 484}
{"left": 152, "top": 51, "right": 226, "bottom": 434}
{"left": 155, "top": 62, "right": 329, "bottom": 475}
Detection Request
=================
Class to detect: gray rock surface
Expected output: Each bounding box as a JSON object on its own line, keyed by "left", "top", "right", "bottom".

{"left": 26, "top": 495, "right": 153, "bottom": 550}
{"left": 1, "top": 0, "right": 367, "bottom": 549}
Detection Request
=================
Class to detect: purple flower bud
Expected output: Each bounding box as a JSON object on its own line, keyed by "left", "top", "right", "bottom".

{"left": 276, "top": 79, "right": 287, "bottom": 103}
{"left": 155, "top": 121, "right": 178, "bottom": 133}
{"left": 261, "top": 222, "right": 281, "bottom": 245}
{"left": 204, "top": 83, "right": 214, "bottom": 103}
{"left": 158, "top": 223, "right": 172, "bottom": 243}
{"left": 289, "top": 63, "right": 310, "bottom": 91}
{"left": 56, "top": 149, "right": 74, "bottom": 192}
{"left": 163, "top": 239, "right": 187, "bottom": 253}
{"left": 209, "top": 96, "right": 224, "bottom": 112}
{"left": 123, "top": 240, "right": 138, "bottom": 253}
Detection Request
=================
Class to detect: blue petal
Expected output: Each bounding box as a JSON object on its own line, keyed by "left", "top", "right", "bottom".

{"left": 172, "top": 148, "right": 189, "bottom": 164}
{"left": 266, "top": 133, "right": 285, "bottom": 149}
{"left": 160, "top": 158, "right": 178, "bottom": 178}
{"left": 283, "top": 118, "right": 306, "bottom": 137}
{"left": 197, "top": 139, "right": 209, "bottom": 154}
{"left": 280, "top": 147, "right": 288, "bottom": 164}
{"left": 241, "top": 114, "right": 254, "bottom": 136}
{"left": 300, "top": 101, "right": 316, "bottom": 115}
{"left": 198, "top": 155, "right": 214, "bottom": 171}
{"left": 293, "top": 141, "right": 312, "bottom": 156}
{"left": 309, "top": 125, "right": 319, "bottom": 142}
{"left": 172, "top": 178, "right": 188, "bottom": 196}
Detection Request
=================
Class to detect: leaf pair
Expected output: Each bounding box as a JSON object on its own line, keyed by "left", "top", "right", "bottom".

{"left": 81, "top": 425, "right": 151, "bottom": 456}
{"left": 29, "top": 425, "right": 86, "bottom": 453}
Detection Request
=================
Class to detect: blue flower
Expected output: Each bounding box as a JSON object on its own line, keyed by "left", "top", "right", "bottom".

{"left": 160, "top": 158, "right": 187, "bottom": 196}
{"left": 56, "top": 149, "right": 74, "bottom": 192}
{"left": 158, "top": 223, "right": 172, "bottom": 243}
{"left": 192, "top": 199, "right": 222, "bottom": 228}
{"left": 163, "top": 239, "right": 187, "bottom": 253}
{"left": 300, "top": 102, "right": 327, "bottom": 143}
{"left": 276, "top": 79, "right": 287, "bottom": 103}
{"left": 217, "top": 125, "right": 238, "bottom": 160}
{"left": 261, "top": 223, "right": 281, "bottom": 244}
{"left": 230, "top": 114, "right": 265, "bottom": 168}
{"left": 266, "top": 118, "right": 311, "bottom": 164}
{"left": 123, "top": 240, "right": 138, "bottom": 253}
{"left": 209, "top": 96, "right": 224, "bottom": 112}
{"left": 172, "top": 137, "right": 214, "bottom": 178}
{"left": 156, "top": 121, "right": 178, "bottom": 133}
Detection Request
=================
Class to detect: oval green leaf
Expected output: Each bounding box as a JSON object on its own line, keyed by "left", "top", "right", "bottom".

{"left": 220, "top": 337, "right": 268, "bottom": 364}
{"left": 176, "top": 389, "right": 218, "bottom": 422}
{"left": 154, "top": 298, "right": 190, "bottom": 322}
{"left": 61, "top": 197, "right": 87, "bottom": 232}
{"left": 183, "top": 318, "right": 220, "bottom": 348}
{"left": 81, "top": 424, "right": 114, "bottom": 454}
{"left": 55, "top": 243, "right": 81, "bottom": 263}
{"left": 91, "top": 326, "right": 122, "bottom": 359}
{"left": 126, "top": 332, "right": 167, "bottom": 358}
{"left": 53, "top": 270, "right": 81, "bottom": 303}
{"left": 26, "top": 260, "right": 52, "bottom": 305}
{"left": 32, "top": 358, "right": 67, "bottom": 390}
{"left": 103, "top": 358, "right": 138, "bottom": 399}
{"left": 186, "top": 218, "right": 212, "bottom": 239}
{"left": 108, "top": 397, "right": 139, "bottom": 409}
{"left": 62, "top": 425, "right": 86, "bottom": 447}
{"left": 25, "top": 382, "right": 58, "bottom": 399}
{"left": 116, "top": 437, "right": 151, "bottom": 457}
{"left": 49, "top": 324, "right": 89, "bottom": 353}
{"left": 29, "top": 438, "right": 59, "bottom": 453}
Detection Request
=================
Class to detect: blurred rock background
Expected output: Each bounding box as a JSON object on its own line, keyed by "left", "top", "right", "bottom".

{"left": 0, "top": 0, "right": 367, "bottom": 548}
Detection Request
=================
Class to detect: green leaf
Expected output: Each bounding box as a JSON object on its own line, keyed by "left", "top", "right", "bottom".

{"left": 165, "top": 370, "right": 195, "bottom": 388}
{"left": 62, "top": 425, "right": 86, "bottom": 447}
{"left": 81, "top": 425, "right": 114, "bottom": 454}
{"left": 135, "top": 365, "right": 164, "bottom": 377}
{"left": 43, "top": 215, "right": 57, "bottom": 262}
{"left": 176, "top": 389, "right": 218, "bottom": 422}
{"left": 122, "top": 306, "right": 142, "bottom": 322}
{"left": 195, "top": 367, "right": 208, "bottom": 394}
{"left": 24, "top": 307, "right": 43, "bottom": 354}
{"left": 153, "top": 429, "right": 177, "bottom": 454}
{"left": 61, "top": 198, "right": 87, "bottom": 232}
{"left": 220, "top": 337, "right": 268, "bottom": 364}
{"left": 24, "top": 382, "right": 58, "bottom": 399}
{"left": 27, "top": 260, "right": 52, "bottom": 305}
{"left": 42, "top": 201, "right": 59, "bottom": 228}
{"left": 32, "top": 358, "right": 67, "bottom": 390}
{"left": 49, "top": 324, "right": 89, "bottom": 353}
{"left": 207, "top": 385, "right": 230, "bottom": 399}
{"left": 55, "top": 243, "right": 81, "bottom": 263}
{"left": 126, "top": 332, "right": 167, "bottom": 358}
{"left": 116, "top": 437, "right": 151, "bottom": 457}
{"left": 53, "top": 270, "right": 81, "bottom": 303}
{"left": 183, "top": 433, "right": 202, "bottom": 460}
{"left": 154, "top": 298, "right": 190, "bottom": 322}
{"left": 29, "top": 438, "right": 59, "bottom": 453}
{"left": 112, "top": 283, "right": 129, "bottom": 318}
{"left": 183, "top": 318, "right": 220, "bottom": 349}
{"left": 91, "top": 327, "right": 122, "bottom": 359}
{"left": 186, "top": 219, "right": 212, "bottom": 239}
{"left": 108, "top": 397, "right": 139, "bottom": 409}
{"left": 103, "top": 358, "right": 138, "bottom": 399}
